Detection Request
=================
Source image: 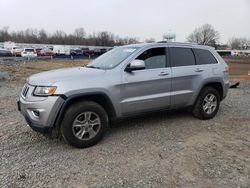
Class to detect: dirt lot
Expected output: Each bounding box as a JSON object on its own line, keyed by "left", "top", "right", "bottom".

{"left": 224, "top": 57, "right": 250, "bottom": 77}
{"left": 0, "top": 58, "right": 250, "bottom": 188}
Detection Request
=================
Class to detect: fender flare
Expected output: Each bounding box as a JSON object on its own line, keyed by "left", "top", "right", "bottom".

{"left": 53, "top": 92, "right": 117, "bottom": 128}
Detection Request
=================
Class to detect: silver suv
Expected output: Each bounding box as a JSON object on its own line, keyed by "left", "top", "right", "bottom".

{"left": 17, "top": 42, "right": 230, "bottom": 148}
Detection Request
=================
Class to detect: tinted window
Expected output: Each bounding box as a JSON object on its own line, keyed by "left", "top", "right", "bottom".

{"left": 171, "top": 47, "right": 195, "bottom": 67}
{"left": 194, "top": 49, "right": 218, "bottom": 65}
{"left": 136, "top": 48, "right": 166, "bottom": 69}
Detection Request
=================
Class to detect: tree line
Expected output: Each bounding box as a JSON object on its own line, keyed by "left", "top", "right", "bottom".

{"left": 1, "top": 25, "right": 249, "bottom": 49}
{"left": 0, "top": 27, "right": 139, "bottom": 46}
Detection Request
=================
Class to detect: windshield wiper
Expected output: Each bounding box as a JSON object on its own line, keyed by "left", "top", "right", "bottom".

{"left": 85, "top": 65, "right": 100, "bottom": 69}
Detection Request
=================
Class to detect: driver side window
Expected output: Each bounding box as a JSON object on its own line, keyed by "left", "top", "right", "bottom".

{"left": 136, "top": 47, "right": 166, "bottom": 69}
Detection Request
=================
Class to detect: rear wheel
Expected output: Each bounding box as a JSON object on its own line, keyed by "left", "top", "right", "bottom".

{"left": 61, "top": 101, "right": 108, "bottom": 148}
{"left": 192, "top": 87, "right": 220, "bottom": 120}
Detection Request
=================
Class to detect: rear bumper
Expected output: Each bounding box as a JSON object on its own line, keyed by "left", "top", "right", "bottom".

{"left": 223, "top": 82, "right": 230, "bottom": 100}
{"left": 17, "top": 95, "right": 65, "bottom": 134}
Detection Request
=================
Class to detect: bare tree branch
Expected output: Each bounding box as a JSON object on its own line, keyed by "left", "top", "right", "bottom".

{"left": 228, "top": 37, "right": 250, "bottom": 50}
{"left": 187, "top": 24, "right": 219, "bottom": 47}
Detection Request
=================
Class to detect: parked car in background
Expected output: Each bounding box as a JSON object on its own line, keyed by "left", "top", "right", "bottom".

{"left": 40, "top": 48, "right": 53, "bottom": 56}
{"left": 81, "top": 47, "right": 95, "bottom": 56}
{"left": 35, "top": 48, "right": 42, "bottom": 56}
{"left": 236, "top": 51, "right": 250, "bottom": 57}
{"left": 21, "top": 48, "right": 37, "bottom": 57}
{"left": 0, "top": 49, "right": 12, "bottom": 57}
{"left": 93, "top": 48, "right": 108, "bottom": 56}
{"left": 53, "top": 45, "right": 70, "bottom": 55}
{"left": 17, "top": 42, "right": 229, "bottom": 148}
{"left": 100, "top": 48, "right": 107, "bottom": 55}
{"left": 92, "top": 48, "right": 101, "bottom": 55}
{"left": 47, "top": 46, "right": 53, "bottom": 51}
{"left": 70, "top": 48, "right": 82, "bottom": 56}
{"left": 11, "top": 46, "right": 23, "bottom": 56}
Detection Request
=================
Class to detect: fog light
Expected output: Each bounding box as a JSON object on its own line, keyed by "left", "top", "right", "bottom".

{"left": 32, "top": 110, "right": 40, "bottom": 117}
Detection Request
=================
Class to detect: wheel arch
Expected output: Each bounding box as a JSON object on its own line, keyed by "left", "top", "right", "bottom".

{"left": 195, "top": 81, "right": 224, "bottom": 104}
{"left": 54, "top": 92, "right": 117, "bottom": 129}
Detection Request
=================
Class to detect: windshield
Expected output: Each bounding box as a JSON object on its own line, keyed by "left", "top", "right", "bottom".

{"left": 87, "top": 47, "right": 138, "bottom": 69}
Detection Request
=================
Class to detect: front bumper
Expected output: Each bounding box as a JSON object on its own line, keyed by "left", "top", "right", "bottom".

{"left": 17, "top": 95, "right": 65, "bottom": 134}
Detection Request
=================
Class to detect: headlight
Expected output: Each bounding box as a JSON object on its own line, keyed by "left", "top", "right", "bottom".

{"left": 33, "top": 86, "right": 57, "bottom": 96}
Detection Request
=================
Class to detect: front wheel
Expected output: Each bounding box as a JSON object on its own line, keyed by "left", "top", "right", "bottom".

{"left": 192, "top": 87, "right": 220, "bottom": 120}
{"left": 61, "top": 101, "right": 108, "bottom": 148}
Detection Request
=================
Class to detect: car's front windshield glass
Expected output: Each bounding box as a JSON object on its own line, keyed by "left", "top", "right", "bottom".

{"left": 87, "top": 47, "right": 138, "bottom": 69}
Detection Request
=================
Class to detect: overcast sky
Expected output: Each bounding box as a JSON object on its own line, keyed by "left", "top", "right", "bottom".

{"left": 0, "top": 0, "right": 249, "bottom": 43}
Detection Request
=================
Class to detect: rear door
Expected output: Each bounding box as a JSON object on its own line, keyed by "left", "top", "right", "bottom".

{"left": 193, "top": 48, "right": 219, "bottom": 76}
{"left": 120, "top": 47, "right": 172, "bottom": 115}
{"left": 170, "top": 47, "right": 202, "bottom": 107}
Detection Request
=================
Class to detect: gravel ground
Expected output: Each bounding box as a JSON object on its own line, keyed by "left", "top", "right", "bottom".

{"left": 0, "top": 61, "right": 250, "bottom": 187}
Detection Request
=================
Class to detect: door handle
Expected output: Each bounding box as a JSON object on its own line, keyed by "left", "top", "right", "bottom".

{"left": 195, "top": 68, "right": 204, "bottom": 72}
{"left": 159, "top": 72, "right": 169, "bottom": 76}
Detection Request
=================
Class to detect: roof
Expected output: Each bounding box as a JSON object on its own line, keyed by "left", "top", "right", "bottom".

{"left": 124, "top": 42, "right": 214, "bottom": 50}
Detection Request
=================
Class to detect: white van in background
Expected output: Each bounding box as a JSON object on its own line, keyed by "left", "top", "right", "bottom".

{"left": 4, "top": 41, "right": 16, "bottom": 50}
{"left": 53, "top": 45, "right": 70, "bottom": 55}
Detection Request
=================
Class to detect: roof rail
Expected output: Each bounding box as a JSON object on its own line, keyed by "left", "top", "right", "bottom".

{"left": 157, "top": 41, "right": 199, "bottom": 45}
{"left": 157, "top": 41, "right": 168, "bottom": 43}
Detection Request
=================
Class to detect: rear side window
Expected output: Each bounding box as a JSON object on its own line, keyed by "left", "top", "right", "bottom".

{"left": 193, "top": 49, "right": 218, "bottom": 65}
{"left": 170, "top": 47, "right": 195, "bottom": 67}
{"left": 136, "top": 47, "right": 166, "bottom": 69}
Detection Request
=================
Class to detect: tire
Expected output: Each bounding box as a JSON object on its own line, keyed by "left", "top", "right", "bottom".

{"left": 192, "top": 87, "right": 220, "bottom": 120}
{"left": 61, "top": 101, "right": 108, "bottom": 148}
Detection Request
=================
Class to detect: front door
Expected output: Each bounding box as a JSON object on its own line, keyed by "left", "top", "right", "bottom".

{"left": 120, "top": 47, "right": 171, "bottom": 115}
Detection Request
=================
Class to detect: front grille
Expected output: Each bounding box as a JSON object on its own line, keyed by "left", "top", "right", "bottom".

{"left": 22, "top": 84, "right": 29, "bottom": 97}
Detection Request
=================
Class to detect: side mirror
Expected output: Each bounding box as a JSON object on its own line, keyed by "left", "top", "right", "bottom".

{"left": 125, "top": 60, "right": 145, "bottom": 72}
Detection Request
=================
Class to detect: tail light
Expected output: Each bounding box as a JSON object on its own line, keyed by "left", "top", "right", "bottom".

{"left": 224, "top": 66, "right": 230, "bottom": 73}
{"left": 223, "top": 66, "right": 229, "bottom": 79}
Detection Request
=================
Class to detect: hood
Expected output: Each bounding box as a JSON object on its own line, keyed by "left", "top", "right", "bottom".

{"left": 28, "top": 67, "right": 106, "bottom": 86}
